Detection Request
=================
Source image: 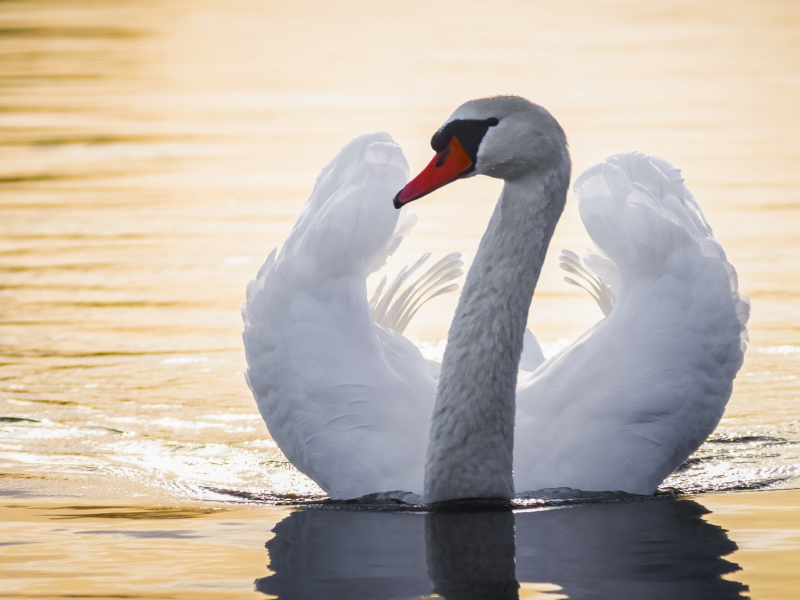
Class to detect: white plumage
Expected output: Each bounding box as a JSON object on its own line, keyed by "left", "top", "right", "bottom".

{"left": 243, "top": 134, "right": 456, "bottom": 499}
{"left": 514, "top": 153, "right": 749, "bottom": 494}
{"left": 243, "top": 108, "right": 748, "bottom": 500}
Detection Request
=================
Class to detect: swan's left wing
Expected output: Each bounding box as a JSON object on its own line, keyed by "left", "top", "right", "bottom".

{"left": 515, "top": 152, "right": 749, "bottom": 495}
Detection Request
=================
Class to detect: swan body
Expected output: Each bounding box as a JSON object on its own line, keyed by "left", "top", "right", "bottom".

{"left": 243, "top": 96, "right": 748, "bottom": 501}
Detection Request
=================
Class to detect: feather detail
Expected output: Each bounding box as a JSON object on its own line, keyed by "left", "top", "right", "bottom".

{"left": 371, "top": 252, "right": 463, "bottom": 333}
{"left": 515, "top": 151, "right": 749, "bottom": 496}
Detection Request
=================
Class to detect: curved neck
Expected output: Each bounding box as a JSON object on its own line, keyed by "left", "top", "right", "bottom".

{"left": 424, "top": 166, "right": 568, "bottom": 503}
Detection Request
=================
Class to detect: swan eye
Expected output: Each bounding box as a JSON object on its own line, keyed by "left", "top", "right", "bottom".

{"left": 431, "top": 118, "right": 501, "bottom": 161}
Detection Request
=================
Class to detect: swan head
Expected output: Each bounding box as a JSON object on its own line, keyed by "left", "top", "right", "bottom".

{"left": 394, "top": 95, "right": 568, "bottom": 207}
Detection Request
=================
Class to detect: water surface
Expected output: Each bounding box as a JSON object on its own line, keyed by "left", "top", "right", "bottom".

{"left": 2, "top": 490, "right": 800, "bottom": 599}
{"left": 0, "top": 0, "right": 799, "bottom": 597}
{"left": 1, "top": 0, "right": 798, "bottom": 505}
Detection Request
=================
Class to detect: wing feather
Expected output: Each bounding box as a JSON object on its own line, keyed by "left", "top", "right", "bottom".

{"left": 515, "top": 152, "right": 749, "bottom": 495}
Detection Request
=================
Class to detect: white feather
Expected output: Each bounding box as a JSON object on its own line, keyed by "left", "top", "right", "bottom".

{"left": 244, "top": 137, "right": 748, "bottom": 499}
{"left": 243, "top": 133, "right": 461, "bottom": 499}
{"left": 514, "top": 152, "right": 749, "bottom": 494}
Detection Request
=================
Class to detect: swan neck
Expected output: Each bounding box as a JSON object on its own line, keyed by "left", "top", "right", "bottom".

{"left": 424, "top": 167, "right": 568, "bottom": 503}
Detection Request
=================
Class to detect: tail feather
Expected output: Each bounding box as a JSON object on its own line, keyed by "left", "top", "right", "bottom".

{"left": 371, "top": 252, "right": 463, "bottom": 334}
{"left": 560, "top": 249, "right": 616, "bottom": 316}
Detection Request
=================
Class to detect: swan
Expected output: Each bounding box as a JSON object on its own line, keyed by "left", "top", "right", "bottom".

{"left": 243, "top": 95, "right": 749, "bottom": 502}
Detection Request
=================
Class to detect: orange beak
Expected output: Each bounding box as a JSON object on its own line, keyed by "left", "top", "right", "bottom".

{"left": 393, "top": 136, "right": 474, "bottom": 208}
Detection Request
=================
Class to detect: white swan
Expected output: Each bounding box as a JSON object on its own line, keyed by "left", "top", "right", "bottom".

{"left": 243, "top": 96, "right": 749, "bottom": 501}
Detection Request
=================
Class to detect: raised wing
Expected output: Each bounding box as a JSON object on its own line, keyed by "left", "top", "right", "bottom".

{"left": 243, "top": 133, "right": 459, "bottom": 499}
{"left": 515, "top": 152, "right": 749, "bottom": 495}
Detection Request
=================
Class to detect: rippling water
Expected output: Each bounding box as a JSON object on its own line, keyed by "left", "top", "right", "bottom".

{"left": 2, "top": 1, "right": 800, "bottom": 599}
{"left": 1, "top": 0, "right": 799, "bottom": 509}
{"left": 0, "top": 490, "right": 797, "bottom": 598}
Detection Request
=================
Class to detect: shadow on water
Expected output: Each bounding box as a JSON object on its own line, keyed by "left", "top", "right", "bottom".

{"left": 256, "top": 496, "right": 747, "bottom": 600}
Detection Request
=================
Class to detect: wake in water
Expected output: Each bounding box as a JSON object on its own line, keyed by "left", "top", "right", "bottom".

{"left": 1, "top": 341, "right": 797, "bottom": 505}
{"left": 191, "top": 426, "right": 800, "bottom": 508}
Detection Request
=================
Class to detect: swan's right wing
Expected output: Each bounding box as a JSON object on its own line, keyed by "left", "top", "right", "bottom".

{"left": 243, "top": 133, "right": 440, "bottom": 499}
{"left": 515, "top": 152, "right": 749, "bottom": 495}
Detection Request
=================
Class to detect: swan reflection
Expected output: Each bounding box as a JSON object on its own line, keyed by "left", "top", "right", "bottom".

{"left": 256, "top": 497, "right": 747, "bottom": 599}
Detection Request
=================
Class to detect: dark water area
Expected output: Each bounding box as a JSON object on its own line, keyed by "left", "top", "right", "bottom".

{"left": 259, "top": 497, "right": 746, "bottom": 600}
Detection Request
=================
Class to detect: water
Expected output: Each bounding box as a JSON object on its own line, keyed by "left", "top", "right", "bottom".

{"left": 2, "top": 490, "right": 799, "bottom": 598}
{"left": 0, "top": 0, "right": 799, "bottom": 597}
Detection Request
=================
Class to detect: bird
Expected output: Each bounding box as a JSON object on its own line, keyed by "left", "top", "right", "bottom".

{"left": 242, "top": 95, "right": 749, "bottom": 502}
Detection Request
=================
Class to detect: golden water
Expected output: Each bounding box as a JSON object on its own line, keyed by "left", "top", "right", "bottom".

{"left": 1, "top": 0, "right": 799, "bottom": 597}
{"left": 1, "top": 491, "right": 799, "bottom": 598}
